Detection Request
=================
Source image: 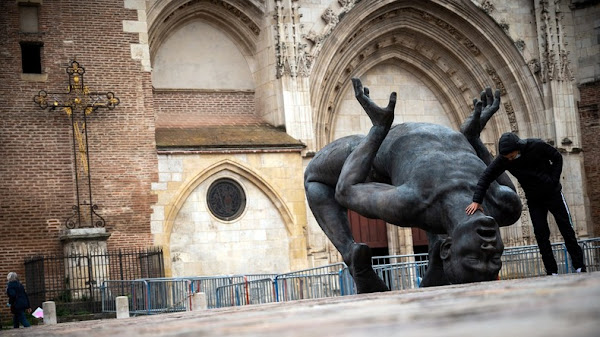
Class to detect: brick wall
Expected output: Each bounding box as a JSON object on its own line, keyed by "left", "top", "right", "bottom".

{"left": 0, "top": 0, "right": 157, "bottom": 310}
{"left": 578, "top": 81, "right": 600, "bottom": 237}
{"left": 154, "top": 90, "right": 260, "bottom": 127}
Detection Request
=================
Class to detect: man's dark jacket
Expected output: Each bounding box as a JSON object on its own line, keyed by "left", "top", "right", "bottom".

{"left": 6, "top": 281, "right": 30, "bottom": 312}
{"left": 473, "top": 138, "right": 562, "bottom": 204}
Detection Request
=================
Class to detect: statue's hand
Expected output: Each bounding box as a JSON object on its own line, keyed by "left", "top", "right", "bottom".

{"left": 461, "top": 87, "right": 501, "bottom": 140}
{"left": 352, "top": 78, "right": 396, "bottom": 128}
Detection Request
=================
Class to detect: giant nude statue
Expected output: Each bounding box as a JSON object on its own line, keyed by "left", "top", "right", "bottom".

{"left": 304, "top": 78, "right": 522, "bottom": 292}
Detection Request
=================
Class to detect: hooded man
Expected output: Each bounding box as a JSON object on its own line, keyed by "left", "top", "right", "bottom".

{"left": 466, "top": 132, "right": 586, "bottom": 275}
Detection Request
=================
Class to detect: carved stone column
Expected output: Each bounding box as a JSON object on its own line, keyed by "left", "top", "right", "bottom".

{"left": 274, "top": 0, "right": 316, "bottom": 151}
{"left": 532, "top": 0, "right": 591, "bottom": 238}
{"left": 59, "top": 228, "right": 111, "bottom": 300}
{"left": 534, "top": 0, "right": 577, "bottom": 146}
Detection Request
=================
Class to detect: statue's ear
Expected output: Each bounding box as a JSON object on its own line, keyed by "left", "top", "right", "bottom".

{"left": 419, "top": 239, "right": 450, "bottom": 287}
{"left": 440, "top": 237, "right": 453, "bottom": 260}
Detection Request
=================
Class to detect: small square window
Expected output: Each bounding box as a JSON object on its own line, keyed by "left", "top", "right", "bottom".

{"left": 19, "top": 5, "right": 39, "bottom": 33}
{"left": 20, "top": 42, "right": 42, "bottom": 74}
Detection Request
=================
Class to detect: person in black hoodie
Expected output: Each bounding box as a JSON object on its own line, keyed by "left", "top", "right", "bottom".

{"left": 466, "top": 132, "right": 586, "bottom": 275}
{"left": 6, "top": 272, "right": 31, "bottom": 328}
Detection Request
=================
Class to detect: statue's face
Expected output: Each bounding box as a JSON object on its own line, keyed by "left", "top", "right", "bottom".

{"left": 443, "top": 216, "right": 504, "bottom": 284}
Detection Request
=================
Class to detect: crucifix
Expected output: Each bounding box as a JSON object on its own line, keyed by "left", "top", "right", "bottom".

{"left": 33, "top": 59, "right": 120, "bottom": 229}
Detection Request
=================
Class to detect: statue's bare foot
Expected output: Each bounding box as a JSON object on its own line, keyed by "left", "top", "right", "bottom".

{"left": 348, "top": 243, "right": 390, "bottom": 294}
{"left": 352, "top": 78, "right": 396, "bottom": 129}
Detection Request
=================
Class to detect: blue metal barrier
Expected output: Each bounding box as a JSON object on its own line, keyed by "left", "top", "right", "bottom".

{"left": 274, "top": 263, "right": 347, "bottom": 302}
{"left": 215, "top": 277, "right": 277, "bottom": 308}
{"left": 103, "top": 238, "right": 600, "bottom": 314}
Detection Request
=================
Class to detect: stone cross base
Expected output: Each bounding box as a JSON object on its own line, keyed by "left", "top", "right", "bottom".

{"left": 59, "top": 228, "right": 111, "bottom": 300}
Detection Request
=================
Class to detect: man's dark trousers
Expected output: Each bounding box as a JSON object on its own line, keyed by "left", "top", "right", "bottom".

{"left": 528, "top": 190, "right": 585, "bottom": 275}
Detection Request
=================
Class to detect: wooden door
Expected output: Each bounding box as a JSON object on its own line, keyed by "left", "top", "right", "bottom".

{"left": 411, "top": 227, "right": 429, "bottom": 246}
{"left": 347, "top": 210, "right": 388, "bottom": 248}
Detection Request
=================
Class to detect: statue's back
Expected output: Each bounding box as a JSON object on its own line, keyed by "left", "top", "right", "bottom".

{"left": 374, "top": 122, "right": 487, "bottom": 187}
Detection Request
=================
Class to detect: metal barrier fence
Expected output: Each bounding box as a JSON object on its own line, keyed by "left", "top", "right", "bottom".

{"left": 215, "top": 277, "right": 277, "bottom": 307}
{"left": 214, "top": 264, "right": 354, "bottom": 308}
{"left": 500, "top": 238, "right": 600, "bottom": 279}
{"left": 102, "top": 278, "right": 191, "bottom": 315}
{"left": 373, "top": 261, "right": 428, "bottom": 290}
{"left": 187, "top": 274, "right": 277, "bottom": 309}
{"left": 371, "top": 253, "right": 428, "bottom": 290}
{"left": 102, "top": 274, "right": 278, "bottom": 314}
{"left": 499, "top": 244, "right": 565, "bottom": 279}
{"left": 274, "top": 263, "right": 352, "bottom": 302}
{"left": 580, "top": 238, "right": 600, "bottom": 272}
{"left": 101, "top": 238, "right": 600, "bottom": 314}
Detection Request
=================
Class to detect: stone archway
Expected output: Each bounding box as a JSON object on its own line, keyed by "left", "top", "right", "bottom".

{"left": 169, "top": 169, "right": 291, "bottom": 276}
{"left": 307, "top": 0, "right": 548, "bottom": 250}
{"left": 159, "top": 158, "right": 306, "bottom": 276}
{"left": 310, "top": 0, "right": 545, "bottom": 149}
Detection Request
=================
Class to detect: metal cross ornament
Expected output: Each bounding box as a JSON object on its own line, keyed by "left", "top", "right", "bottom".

{"left": 33, "top": 59, "right": 120, "bottom": 229}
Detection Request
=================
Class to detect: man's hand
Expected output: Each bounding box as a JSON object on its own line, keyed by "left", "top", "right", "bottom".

{"left": 26, "top": 308, "right": 32, "bottom": 314}
{"left": 465, "top": 202, "right": 483, "bottom": 215}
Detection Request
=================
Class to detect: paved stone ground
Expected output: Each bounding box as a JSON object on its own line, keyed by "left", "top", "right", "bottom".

{"left": 5, "top": 272, "right": 599, "bottom": 337}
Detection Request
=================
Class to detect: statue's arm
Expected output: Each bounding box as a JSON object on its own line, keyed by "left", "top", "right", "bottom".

{"left": 335, "top": 181, "right": 419, "bottom": 225}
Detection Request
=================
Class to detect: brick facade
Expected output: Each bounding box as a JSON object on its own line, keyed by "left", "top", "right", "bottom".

{"left": 154, "top": 90, "right": 260, "bottom": 127}
{"left": 579, "top": 81, "right": 600, "bottom": 237}
{"left": 0, "top": 0, "right": 156, "bottom": 308}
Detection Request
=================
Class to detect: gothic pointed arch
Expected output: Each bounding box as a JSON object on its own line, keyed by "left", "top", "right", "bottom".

{"left": 160, "top": 158, "right": 300, "bottom": 276}
{"left": 310, "top": 0, "right": 545, "bottom": 148}
{"left": 163, "top": 159, "right": 296, "bottom": 244}
{"left": 147, "top": 0, "right": 262, "bottom": 72}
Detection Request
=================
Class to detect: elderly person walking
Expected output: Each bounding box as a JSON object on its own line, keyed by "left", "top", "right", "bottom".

{"left": 6, "top": 272, "right": 31, "bottom": 328}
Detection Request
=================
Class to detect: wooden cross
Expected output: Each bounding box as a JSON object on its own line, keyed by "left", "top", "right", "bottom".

{"left": 33, "top": 59, "right": 120, "bottom": 229}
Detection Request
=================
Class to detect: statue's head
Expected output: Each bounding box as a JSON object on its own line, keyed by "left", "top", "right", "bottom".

{"left": 421, "top": 215, "right": 504, "bottom": 286}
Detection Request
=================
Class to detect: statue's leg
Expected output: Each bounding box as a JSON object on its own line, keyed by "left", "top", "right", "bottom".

{"left": 305, "top": 139, "right": 389, "bottom": 294}
{"left": 305, "top": 180, "right": 389, "bottom": 293}
{"left": 305, "top": 78, "right": 396, "bottom": 293}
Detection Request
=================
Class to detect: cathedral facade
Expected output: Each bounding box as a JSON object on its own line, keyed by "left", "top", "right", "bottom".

{"left": 1, "top": 0, "right": 598, "bottom": 279}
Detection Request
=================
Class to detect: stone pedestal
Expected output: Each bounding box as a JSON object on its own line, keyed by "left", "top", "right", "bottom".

{"left": 42, "top": 301, "right": 57, "bottom": 325}
{"left": 59, "top": 228, "right": 111, "bottom": 300}
{"left": 116, "top": 296, "right": 130, "bottom": 319}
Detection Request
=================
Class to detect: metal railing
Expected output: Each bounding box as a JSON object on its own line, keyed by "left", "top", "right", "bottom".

{"left": 500, "top": 238, "right": 600, "bottom": 279}
{"left": 100, "top": 238, "right": 600, "bottom": 314}
{"left": 580, "top": 238, "right": 600, "bottom": 271}
{"left": 102, "top": 278, "right": 191, "bottom": 315}
{"left": 215, "top": 277, "right": 277, "bottom": 307}
{"left": 25, "top": 247, "right": 164, "bottom": 315}
{"left": 274, "top": 263, "right": 352, "bottom": 302}
{"left": 187, "top": 274, "right": 277, "bottom": 309}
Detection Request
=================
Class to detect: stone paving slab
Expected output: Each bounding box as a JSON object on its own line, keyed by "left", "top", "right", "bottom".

{"left": 5, "top": 272, "right": 600, "bottom": 337}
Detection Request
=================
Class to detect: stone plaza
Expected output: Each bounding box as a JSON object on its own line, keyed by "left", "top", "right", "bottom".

{"left": 4, "top": 272, "right": 599, "bottom": 337}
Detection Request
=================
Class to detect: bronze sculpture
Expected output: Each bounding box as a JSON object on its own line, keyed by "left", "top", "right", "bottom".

{"left": 304, "top": 78, "right": 522, "bottom": 292}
